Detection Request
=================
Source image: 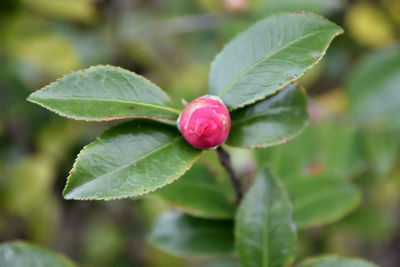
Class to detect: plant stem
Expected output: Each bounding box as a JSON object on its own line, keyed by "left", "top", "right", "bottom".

{"left": 216, "top": 146, "right": 243, "bottom": 204}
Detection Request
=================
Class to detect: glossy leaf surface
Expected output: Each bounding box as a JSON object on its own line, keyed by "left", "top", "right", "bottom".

{"left": 235, "top": 168, "right": 296, "bottom": 267}
{"left": 228, "top": 84, "right": 308, "bottom": 148}
{"left": 0, "top": 241, "right": 75, "bottom": 267}
{"left": 148, "top": 211, "right": 234, "bottom": 257}
{"left": 63, "top": 120, "right": 200, "bottom": 200}
{"left": 153, "top": 163, "right": 236, "bottom": 219}
{"left": 209, "top": 12, "right": 343, "bottom": 110}
{"left": 28, "top": 65, "right": 180, "bottom": 121}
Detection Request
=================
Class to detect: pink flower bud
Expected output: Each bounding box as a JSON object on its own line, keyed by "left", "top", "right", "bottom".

{"left": 177, "top": 95, "right": 231, "bottom": 149}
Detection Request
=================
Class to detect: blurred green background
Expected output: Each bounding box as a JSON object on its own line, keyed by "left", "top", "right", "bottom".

{"left": 0, "top": 0, "right": 399, "bottom": 266}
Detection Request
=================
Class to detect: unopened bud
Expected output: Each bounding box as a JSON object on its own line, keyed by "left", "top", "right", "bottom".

{"left": 177, "top": 95, "right": 231, "bottom": 149}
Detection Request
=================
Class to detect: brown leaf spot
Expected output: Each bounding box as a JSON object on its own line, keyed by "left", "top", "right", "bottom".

{"left": 105, "top": 115, "right": 117, "bottom": 121}
{"left": 307, "top": 161, "right": 325, "bottom": 176}
{"left": 279, "top": 137, "right": 289, "bottom": 144}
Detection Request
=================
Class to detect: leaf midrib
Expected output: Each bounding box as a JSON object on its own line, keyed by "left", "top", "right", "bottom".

{"left": 65, "top": 136, "right": 183, "bottom": 195}
{"left": 30, "top": 95, "right": 181, "bottom": 114}
{"left": 217, "top": 28, "right": 335, "bottom": 98}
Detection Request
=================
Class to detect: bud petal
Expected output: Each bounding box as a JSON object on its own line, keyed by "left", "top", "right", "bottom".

{"left": 177, "top": 95, "right": 231, "bottom": 149}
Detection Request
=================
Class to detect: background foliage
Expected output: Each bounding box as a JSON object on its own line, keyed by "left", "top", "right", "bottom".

{"left": 0, "top": 0, "right": 400, "bottom": 266}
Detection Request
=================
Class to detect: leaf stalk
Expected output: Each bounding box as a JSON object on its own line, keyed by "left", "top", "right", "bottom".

{"left": 216, "top": 146, "right": 243, "bottom": 204}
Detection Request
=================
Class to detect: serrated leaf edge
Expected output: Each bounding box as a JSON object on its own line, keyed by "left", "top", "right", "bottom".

{"left": 27, "top": 64, "right": 181, "bottom": 121}
{"left": 62, "top": 135, "right": 201, "bottom": 201}
{"left": 209, "top": 11, "right": 344, "bottom": 111}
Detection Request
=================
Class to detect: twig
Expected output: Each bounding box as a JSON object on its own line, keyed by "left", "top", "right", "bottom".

{"left": 216, "top": 146, "right": 243, "bottom": 204}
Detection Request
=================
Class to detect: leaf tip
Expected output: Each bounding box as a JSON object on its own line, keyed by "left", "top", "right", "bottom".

{"left": 62, "top": 187, "right": 73, "bottom": 200}
{"left": 26, "top": 91, "right": 38, "bottom": 103}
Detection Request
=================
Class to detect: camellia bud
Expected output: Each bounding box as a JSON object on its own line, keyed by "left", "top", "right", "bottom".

{"left": 177, "top": 95, "right": 231, "bottom": 149}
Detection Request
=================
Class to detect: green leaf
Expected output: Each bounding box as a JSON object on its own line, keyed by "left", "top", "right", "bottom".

{"left": 316, "top": 123, "right": 364, "bottom": 178}
{"left": 363, "top": 131, "right": 398, "bottom": 177}
{"left": 346, "top": 44, "right": 400, "bottom": 131}
{"left": 285, "top": 175, "right": 361, "bottom": 229}
{"left": 255, "top": 123, "right": 363, "bottom": 229}
{"left": 0, "top": 241, "right": 76, "bottom": 267}
{"left": 209, "top": 12, "right": 343, "bottom": 110}
{"left": 147, "top": 211, "right": 234, "bottom": 257}
{"left": 63, "top": 120, "right": 200, "bottom": 200}
{"left": 256, "top": 122, "right": 364, "bottom": 183}
{"left": 299, "top": 255, "right": 378, "bottom": 267}
{"left": 27, "top": 65, "right": 180, "bottom": 121}
{"left": 235, "top": 168, "right": 296, "bottom": 267}
{"left": 227, "top": 84, "right": 309, "bottom": 148}
{"left": 153, "top": 163, "right": 236, "bottom": 219}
